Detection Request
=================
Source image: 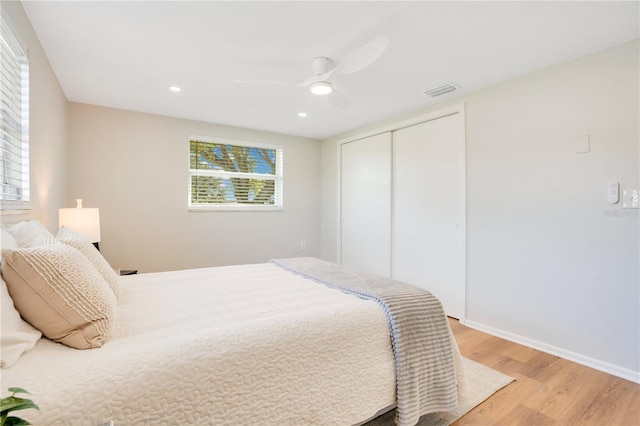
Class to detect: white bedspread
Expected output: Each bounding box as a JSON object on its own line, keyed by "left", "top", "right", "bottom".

{"left": 1, "top": 263, "right": 397, "bottom": 425}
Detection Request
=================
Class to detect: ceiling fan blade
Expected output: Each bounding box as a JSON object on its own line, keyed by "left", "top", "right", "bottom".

{"left": 333, "top": 35, "right": 389, "bottom": 76}
{"left": 298, "top": 74, "right": 328, "bottom": 87}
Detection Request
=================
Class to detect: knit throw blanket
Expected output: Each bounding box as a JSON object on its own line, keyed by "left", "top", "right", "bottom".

{"left": 270, "top": 257, "right": 462, "bottom": 426}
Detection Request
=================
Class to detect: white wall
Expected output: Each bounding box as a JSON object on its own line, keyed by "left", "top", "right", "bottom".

{"left": 68, "top": 103, "right": 320, "bottom": 272}
{"left": 0, "top": 1, "right": 69, "bottom": 229}
{"left": 321, "top": 39, "right": 639, "bottom": 381}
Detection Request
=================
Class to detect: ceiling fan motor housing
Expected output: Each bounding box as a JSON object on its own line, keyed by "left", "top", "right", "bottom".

{"left": 310, "top": 57, "right": 335, "bottom": 75}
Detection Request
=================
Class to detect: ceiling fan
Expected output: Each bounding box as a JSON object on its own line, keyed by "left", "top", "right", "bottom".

{"left": 233, "top": 35, "right": 389, "bottom": 107}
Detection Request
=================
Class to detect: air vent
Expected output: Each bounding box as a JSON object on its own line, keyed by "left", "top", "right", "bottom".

{"left": 424, "top": 83, "right": 459, "bottom": 98}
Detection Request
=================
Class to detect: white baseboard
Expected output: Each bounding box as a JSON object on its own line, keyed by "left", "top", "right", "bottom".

{"left": 461, "top": 319, "right": 640, "bottom": 384}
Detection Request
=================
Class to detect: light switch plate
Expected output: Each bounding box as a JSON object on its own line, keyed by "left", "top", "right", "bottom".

{"left": 622, "top": 188, "right": 639, "bottom": 209}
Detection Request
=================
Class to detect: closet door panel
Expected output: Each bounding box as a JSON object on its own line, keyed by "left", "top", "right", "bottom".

{"left": 341, "top": 133, "right": 392, "bottom": 277}
{"left": 392, "top": 114, "right": 464, "bottom": 318}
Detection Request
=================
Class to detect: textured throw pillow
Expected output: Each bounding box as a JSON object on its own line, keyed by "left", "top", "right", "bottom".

{"left": 4, "top": 220, "right": 55, "bottom": 248}
{"left": 1, "top": 243, "right": 117, "bottom": 349}
{"left": 0, "top": 277, "right": 42, "bottom": 368}
{"left": 56, "top": 227, "right": 120, "bottom": 299}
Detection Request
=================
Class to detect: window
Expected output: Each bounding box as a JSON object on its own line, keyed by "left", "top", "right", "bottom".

{"left": 189, "top": 136, "right": 283, "bottom": 211}
{"left": 0, "top": 18, "right": 29, "bottom": 209}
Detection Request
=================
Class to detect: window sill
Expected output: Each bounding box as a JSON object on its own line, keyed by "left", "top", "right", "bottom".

{"left": 0, "top": 202, "right": 32, "bottom": 215}
{"left": 188, "top": 205, "right": 283, "bottom": 212}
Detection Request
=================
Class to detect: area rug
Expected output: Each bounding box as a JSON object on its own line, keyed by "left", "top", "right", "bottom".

{"left": 363, "top": 357, "right": 514, "bottom": 425}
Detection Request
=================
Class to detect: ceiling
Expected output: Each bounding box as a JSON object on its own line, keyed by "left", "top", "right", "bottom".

{"left": 21, "top": 1, "right": 639, "bottom": 140}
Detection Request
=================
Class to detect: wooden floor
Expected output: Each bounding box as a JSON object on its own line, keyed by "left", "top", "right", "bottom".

{"left": 448, "top": 318, "right": 640, "bottom": 426}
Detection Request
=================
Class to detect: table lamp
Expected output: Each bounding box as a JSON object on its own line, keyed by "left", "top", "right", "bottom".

{"left": 59, "top": 199, "right": 101, "bottom": 250}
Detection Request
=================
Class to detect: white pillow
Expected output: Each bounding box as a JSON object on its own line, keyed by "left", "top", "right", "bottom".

{"left": 1, "top": 227, "right": 42, "bottom": 368}
{"left": 1, "top": 227, "right": 19, "bottom": 250}
{"left": 5, "top": 220, "right": 54, "bottom": 248}
{"left": 0, "top": 276, "right": 42, "bottom": 368}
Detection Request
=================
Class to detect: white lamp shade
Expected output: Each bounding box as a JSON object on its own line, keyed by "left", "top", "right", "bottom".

{"left": 59, "top": 208, "right": 101, "bottom": 243}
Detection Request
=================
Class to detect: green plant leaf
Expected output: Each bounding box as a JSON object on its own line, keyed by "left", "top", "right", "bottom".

{"left": 0, "top": 397, "right": 39, "bottom": 416}
{"left": 0, "top": 389, "right": 37, "bottom": 426}
{"left": 5, "top": 390, "right": 29, "bottom": 397}
{"left": 4, "top": 416, "right": 31, "bottom": 426}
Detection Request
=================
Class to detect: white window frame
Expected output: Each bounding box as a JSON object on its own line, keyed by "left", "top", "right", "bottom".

{"left": 0, "top": 17, "right": 30, "bottom": 212}
{"left": 188, "top": 135, "right": 283, "bottom": 212}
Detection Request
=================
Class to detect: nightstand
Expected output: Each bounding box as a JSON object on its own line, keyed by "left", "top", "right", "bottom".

{"left": 119, "top": 269, "right": 138, "bottom": 276}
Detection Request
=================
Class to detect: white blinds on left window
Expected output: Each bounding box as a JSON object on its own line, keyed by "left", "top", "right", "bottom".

{"left": 0, "top": 17, "right": 29, "bottom": 206}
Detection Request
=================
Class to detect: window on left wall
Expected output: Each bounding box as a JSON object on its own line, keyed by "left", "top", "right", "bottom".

{"left": 0, "top": 17, "right": 30, "bottom": 210}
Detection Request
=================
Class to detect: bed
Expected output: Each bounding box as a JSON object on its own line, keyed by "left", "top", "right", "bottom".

{"left": 0, "top": 221, "right": 465, "bottom": 426}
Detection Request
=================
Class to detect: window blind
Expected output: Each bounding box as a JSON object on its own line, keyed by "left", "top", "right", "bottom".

{"left": 189, "top": 137, "right": 283, "bottom": 211}
{"left": 1, "top": 18, "right": 29, "bottom": 205}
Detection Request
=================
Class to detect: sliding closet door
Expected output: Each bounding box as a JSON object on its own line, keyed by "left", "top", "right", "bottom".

{"left": 341, "top": 133, "right": 392, "bottom": 277}
{"left": 392, "top": 114, "right": 465, "bottom": 318}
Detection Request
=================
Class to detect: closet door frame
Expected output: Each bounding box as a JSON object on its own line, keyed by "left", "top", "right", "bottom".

{"left": 336, "top": 103, "right": 467, "bottom": 322}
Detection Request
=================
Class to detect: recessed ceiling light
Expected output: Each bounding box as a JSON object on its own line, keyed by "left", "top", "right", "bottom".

{"left": 169, "top": 86, "right": 181, "bottom": 93}
{"left": 298, "top": 112, "right": 308, "bottom": 118}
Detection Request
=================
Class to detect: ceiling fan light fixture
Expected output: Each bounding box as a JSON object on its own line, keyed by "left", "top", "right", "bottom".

{"left": 310, "top": 81, "right": 333, "bottom": 95}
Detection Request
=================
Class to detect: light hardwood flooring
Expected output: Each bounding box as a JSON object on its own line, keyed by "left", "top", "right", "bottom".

{"left": 449, "top": 318, "right": 640, "bottom": 425}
